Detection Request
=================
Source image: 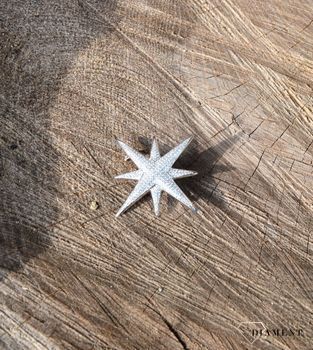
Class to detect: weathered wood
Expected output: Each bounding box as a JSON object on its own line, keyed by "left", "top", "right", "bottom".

{"left": 1, "top": 0, "right": 313, "bottom": 349}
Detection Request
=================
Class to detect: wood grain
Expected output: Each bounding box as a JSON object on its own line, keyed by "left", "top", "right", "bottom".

{"left": 1, "top": 0, "right": 313, "bottom": 349}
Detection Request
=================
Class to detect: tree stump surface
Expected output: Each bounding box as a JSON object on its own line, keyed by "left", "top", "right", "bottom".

{"left": 1, "top": 1, "right": 313, "bottom": 349}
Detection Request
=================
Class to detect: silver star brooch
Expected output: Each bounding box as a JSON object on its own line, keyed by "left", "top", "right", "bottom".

{"left": 115, "top": 137, "right": 198, "bottom": 217}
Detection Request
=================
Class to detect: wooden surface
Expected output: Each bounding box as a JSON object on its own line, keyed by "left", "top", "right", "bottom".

{"left": 1, "top": 0, "right": 313, "bottom": 349}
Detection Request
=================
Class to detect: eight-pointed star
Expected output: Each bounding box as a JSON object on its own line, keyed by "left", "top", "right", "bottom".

{"left": 115, "top": 137, "right": 197, "bottom": 217}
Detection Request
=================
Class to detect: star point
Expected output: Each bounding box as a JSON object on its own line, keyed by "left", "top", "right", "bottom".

{"left": 115, "top": 137, "right": 197, "bottom": 217}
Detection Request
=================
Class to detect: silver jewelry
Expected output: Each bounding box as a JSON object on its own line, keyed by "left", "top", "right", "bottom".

{"left": 115, "top": 137, "right": 197, "bottom": 217}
